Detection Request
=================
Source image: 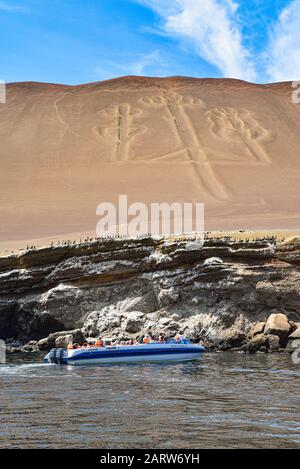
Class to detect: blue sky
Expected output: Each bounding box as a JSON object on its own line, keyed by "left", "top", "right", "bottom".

{"left": 0, "top": 0, "right": 299, "bottom": 84}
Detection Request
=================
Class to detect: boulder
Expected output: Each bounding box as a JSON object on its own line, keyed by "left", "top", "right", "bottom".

{"left": 123, "top": 312, "right": 144, "bottom": 333}
{"left": 285, "top": 323, "right": 300, "bottom": 352}
{"left": 40, "top": 284, "right": 84, "bottom": 328}
{"left": 163, "top": 320, "right": 179, "bottom": 330}
{"left": 252, "top": 321, "right": 265, "bottom": 337}
{"left": 98, "top": 317, "right": 121, "bottom": 333}
{"left": 171, "top": 313, "right": 181, "bottom": 321}
{"left": 158, "top": 288, "right": 180, "bottom": 307}
{"left": 264, "top": 314, "right": 291, "bottom": 341}
{"left": 47, "top": 330, "right": 74, "bottom": 346}
{"left": 21, "top": 342, "right": 39, "bottom": 352}
{"left": 251, "top": 333, "right": 268, "bottom": 346}
{"left": 289, "top": 327, "right": 300, "bottom": 339}
{"left": 245, "top": 333, "right": 268, "bottom": 352}
{"left": 159, "top": 317, "right": 172, "bottom": 326}
{"left": 55, "top": 334, "right": 73, "bottom": 348}
{"left": 286, "top": 338, "right": 300, "bottom": 353}
{"left": 38, "top": 337, "right": 50, "bottom": 350}
{"left": 227, "top": 331, "right": 246, "bottom": 348}
{"left": 266, "top": 334, "right": 280, "bottom": 351}
{"left": 47, "top": 329, "right": 84, "bottom": 347}
{"left": 218, "top": 341, "right": 232, "bottom": 351}
{"left": 82, "top": 320, "right": 99, "bottom": 337}
{"left": 71, "top": 329, "right": 85, "bottom": 344}
{"left": 185, "top": 325, "right": 202, "bottom": 342}
{"left": 120, "top": 292, "right": 157, "bottom": 314}
{"left": 124, "top": 319, "right": 143, "bottom": 334}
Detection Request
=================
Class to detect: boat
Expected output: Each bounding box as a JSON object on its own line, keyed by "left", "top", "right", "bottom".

{"left": 44, "top": 342, "right": 205, "bottom": 366}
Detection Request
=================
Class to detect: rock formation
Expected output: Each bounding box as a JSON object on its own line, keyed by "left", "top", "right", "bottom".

{"left": 1, "top": 236, "right": 300, "bottom": 353}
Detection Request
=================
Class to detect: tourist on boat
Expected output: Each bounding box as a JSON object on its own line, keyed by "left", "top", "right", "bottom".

{"left": 158, "top": 334, "right": 166, "bottom": 343}
{"left": 95, "top": 338, "right": 103, "bottom": 347}
{"left": 173, "top": 334, "right": 190, "bottom": 344}
{"left": 67, "top": 342, "right": 73, "bottom": 350}
{"left": 175, "top": 334, "right": 182, "bottom": 343}
{"left": 143, "top": 333, "right": 152, "bottom": 344}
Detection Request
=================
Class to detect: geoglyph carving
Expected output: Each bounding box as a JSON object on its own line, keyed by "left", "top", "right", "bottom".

{"left": 207, "top": 106, "right": 272, "bottom": 164}
{"left": 92, "top": 95, "right": 272, "bottom": 200}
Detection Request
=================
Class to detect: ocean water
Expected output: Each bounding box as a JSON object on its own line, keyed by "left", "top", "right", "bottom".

{"left": 0, "top": 352, "right": 299, "bottom": 449}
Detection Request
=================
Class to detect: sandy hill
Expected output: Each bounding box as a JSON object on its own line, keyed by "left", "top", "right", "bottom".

{"left": 0, "top": 76, "right": 300, "bottom": 251}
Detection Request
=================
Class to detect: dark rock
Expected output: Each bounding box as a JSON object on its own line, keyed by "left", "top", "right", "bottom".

{"left": 266, "top": 334, "right": 280, "bottom": 351}
{"left": 246, "top": 333, "right": 268, "bottom": 352}
{"left": 123, "top": 315, "right": 144, "bottom": 333}
{"left": 0, "top": 237, "right": 300, "bottom": 350}
{"left": 259, "top": 346, "right": 268, "bottom": 353}
{"left": 218, "top": 341, "right": 232, "bottom": 351}
{"left": 37, "top": 337, "right": 49, "bottom": 350}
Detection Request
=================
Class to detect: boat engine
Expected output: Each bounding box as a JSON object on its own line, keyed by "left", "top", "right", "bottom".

{"left": 48, "top": 348, "right": 67, "bottom": 365}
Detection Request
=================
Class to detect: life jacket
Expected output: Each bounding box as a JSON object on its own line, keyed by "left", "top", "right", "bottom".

{"left": 143, "top": 337, "right": 150, "bottom": 344}
{"left": 96, "top": 340, "right": 103, "bottom": 347}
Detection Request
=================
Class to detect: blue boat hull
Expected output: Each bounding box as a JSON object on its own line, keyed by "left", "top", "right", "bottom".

{"left": 44, "top": 343, "right": 205, "bottom": 366}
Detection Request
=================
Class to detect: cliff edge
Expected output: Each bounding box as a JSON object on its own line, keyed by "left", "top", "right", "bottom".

{"left": 1, "top": 236, "right": 300, "bottom": 353}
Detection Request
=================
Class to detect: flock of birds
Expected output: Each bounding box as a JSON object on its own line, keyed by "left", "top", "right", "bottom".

{"left": 25, "top": 236, "right": 116, "bottom": 251}
{"left": 206, "top": 234, "right": 281, "bottom": 243}
{"left": 23, "top": 233, "right": 284, "bottom": 252}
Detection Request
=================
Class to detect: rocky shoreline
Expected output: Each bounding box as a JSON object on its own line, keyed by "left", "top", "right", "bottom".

{"left": 1, "top": 236, "right": 300, "bottom": 355}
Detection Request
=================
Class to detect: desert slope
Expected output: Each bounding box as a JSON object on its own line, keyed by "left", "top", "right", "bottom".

{"left": 0, "top": 76, "right": 300, "bottom": 250}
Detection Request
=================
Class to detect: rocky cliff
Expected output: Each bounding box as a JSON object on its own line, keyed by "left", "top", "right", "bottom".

{"left": 1, "top": 236, "right": 300, "bottom": 352}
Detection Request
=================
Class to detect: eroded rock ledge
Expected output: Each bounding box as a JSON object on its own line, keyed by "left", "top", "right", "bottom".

{"left": 1, "top": 236, "right": 300, "bottom": 353}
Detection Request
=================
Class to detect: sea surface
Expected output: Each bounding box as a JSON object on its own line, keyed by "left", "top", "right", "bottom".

{"left": 0, "top": 352, "right": 299, "bottom": 449}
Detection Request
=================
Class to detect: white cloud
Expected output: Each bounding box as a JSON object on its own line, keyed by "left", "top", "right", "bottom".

{"left": 136, "top": 0, "right": 256, "bottom": 81}
{"left": 127, "top": 50, "right": 162, "bottom": 75}
{"left": 94, "top": 50, "right": 168, "bottom": 80}
{"left": 266, "top": 0, "right": 300, "bottom": 82}
{"left": 0, "top": 1, "right": 27, "bottom": 12}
